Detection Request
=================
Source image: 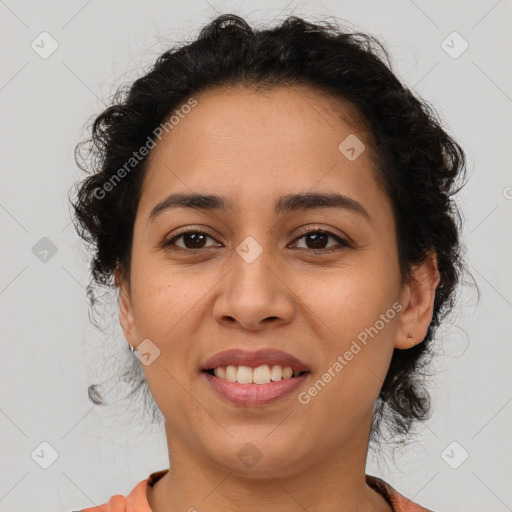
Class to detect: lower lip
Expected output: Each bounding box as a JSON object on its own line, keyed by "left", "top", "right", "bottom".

{"left": 202, "top": 371, "right": 309, "bottom": 406}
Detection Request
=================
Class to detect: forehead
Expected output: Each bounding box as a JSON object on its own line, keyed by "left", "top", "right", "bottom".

{"left": 139, "top": 84, "right": 386, "bottom": 219}
{"left": 155, "top": 84, "right": 372, "bottom": 159}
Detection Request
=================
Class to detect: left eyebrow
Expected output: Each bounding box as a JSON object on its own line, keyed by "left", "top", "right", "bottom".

{"left": 148, "top": 191, "right": 371, "bottom": 223}
{"left": 275, "top": 192, "right": 371, "bottom": 222}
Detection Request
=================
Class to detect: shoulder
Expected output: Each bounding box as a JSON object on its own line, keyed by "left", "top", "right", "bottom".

{"left": 72, "top": 472, "right": 159, "bottom": 512}
{"left": 366, "top": 474, "right": 436, "bottom": 512}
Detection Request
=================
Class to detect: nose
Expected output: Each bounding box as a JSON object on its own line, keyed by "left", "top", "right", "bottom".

{"left": 212, "top": 241, "right": 295, "bottom": 331}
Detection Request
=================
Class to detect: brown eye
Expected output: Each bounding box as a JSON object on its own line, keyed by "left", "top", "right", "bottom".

{"left": 164, "top": 231, "right": 220, "bottom": 251}
{"left": 292, "top": 229, "right": 350, "bottom": 252}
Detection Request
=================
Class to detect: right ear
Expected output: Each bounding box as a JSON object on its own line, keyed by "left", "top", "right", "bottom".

{"left": 114, "top": 267, "right": 138, "bottom": 349}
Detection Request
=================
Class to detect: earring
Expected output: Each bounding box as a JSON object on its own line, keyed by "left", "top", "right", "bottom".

{"left": 129, "top": 344, "right": 137, "bottom": 354}
{"left": 407, "top": 333, "right": 415, "bottom": 339}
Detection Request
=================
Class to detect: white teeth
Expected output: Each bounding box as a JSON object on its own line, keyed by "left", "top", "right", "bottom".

{"left": 213, "top": 366, "right": 226, "bottom": 380}
{"left": 236, "top": 365, "right": 253, "bottom": 384}
{"left": 282, "top": 367, "right": 293, "bottom": 379}
{"left": 270, "top": 365, "right": 283, "bottom": 381}
{"left": 212, "top": 364, "right": 302, "bottom": 384}
{"left": 252, "top": 365, "right": 271, "bottom": 384}
{"left": 225, "top": 365, "right": 237, "bottom": 382}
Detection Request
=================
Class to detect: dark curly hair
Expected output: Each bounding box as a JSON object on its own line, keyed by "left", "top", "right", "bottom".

{"left": 71, "top": 13, "right": 472, "bottom": 449}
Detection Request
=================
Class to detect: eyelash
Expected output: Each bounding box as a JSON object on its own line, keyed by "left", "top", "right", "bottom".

{"left": 162, "top": 228, "right": 351, "bottom": 254}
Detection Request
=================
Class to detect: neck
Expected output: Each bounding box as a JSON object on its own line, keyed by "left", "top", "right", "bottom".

{"left": 147, "top": 414, "right": 392, "bottom": 512}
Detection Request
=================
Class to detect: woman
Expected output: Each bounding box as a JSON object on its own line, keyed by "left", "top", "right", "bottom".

{"left": 71, "top": 12, "right": 468, "bottom": 512}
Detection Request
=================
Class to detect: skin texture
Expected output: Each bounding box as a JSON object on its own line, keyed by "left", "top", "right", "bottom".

{"left": 116, "top": 85, "right": 440, "bottom": 512}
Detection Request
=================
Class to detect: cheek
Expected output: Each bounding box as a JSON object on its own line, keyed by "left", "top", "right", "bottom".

{"left": 130, "top": 256, "right": 207, "bottom": 338}
{"left": 299, "top": 297, "right": 396, "bottom": 443}
{"left": 297, "top": 254, "right": 399, "bottom": 407}
{"left": 301, "top": 255, "right": 400, "bottom": 340}
{"left": 129, "top": 264, "right": 204, "bottom": 406}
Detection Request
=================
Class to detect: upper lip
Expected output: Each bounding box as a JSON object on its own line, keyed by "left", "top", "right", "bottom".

{"left": 202, "top": 349, "right": 310, "bottom": 372}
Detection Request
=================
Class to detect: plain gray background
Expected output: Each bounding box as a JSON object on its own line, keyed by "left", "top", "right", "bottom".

{"left": 1, "top": 1, "right": 511, "bottom": 511}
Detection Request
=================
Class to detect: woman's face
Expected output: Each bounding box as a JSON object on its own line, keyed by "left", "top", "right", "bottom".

{"left": 118, "top": 85, "right": 438, "bottom": 477}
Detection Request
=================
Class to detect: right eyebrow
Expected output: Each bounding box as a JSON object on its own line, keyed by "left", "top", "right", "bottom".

{"left": 149, "top": 192, "right": 232, "bottom": 221}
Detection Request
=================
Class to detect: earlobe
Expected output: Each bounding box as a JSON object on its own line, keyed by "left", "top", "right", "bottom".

{"left": 395, "top": 251, "right": 441, "bottom": 350}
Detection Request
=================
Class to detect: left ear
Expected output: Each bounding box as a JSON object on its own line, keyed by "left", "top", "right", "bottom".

{"left": 395, "top": 249, "right": 441, "bottom": 349}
